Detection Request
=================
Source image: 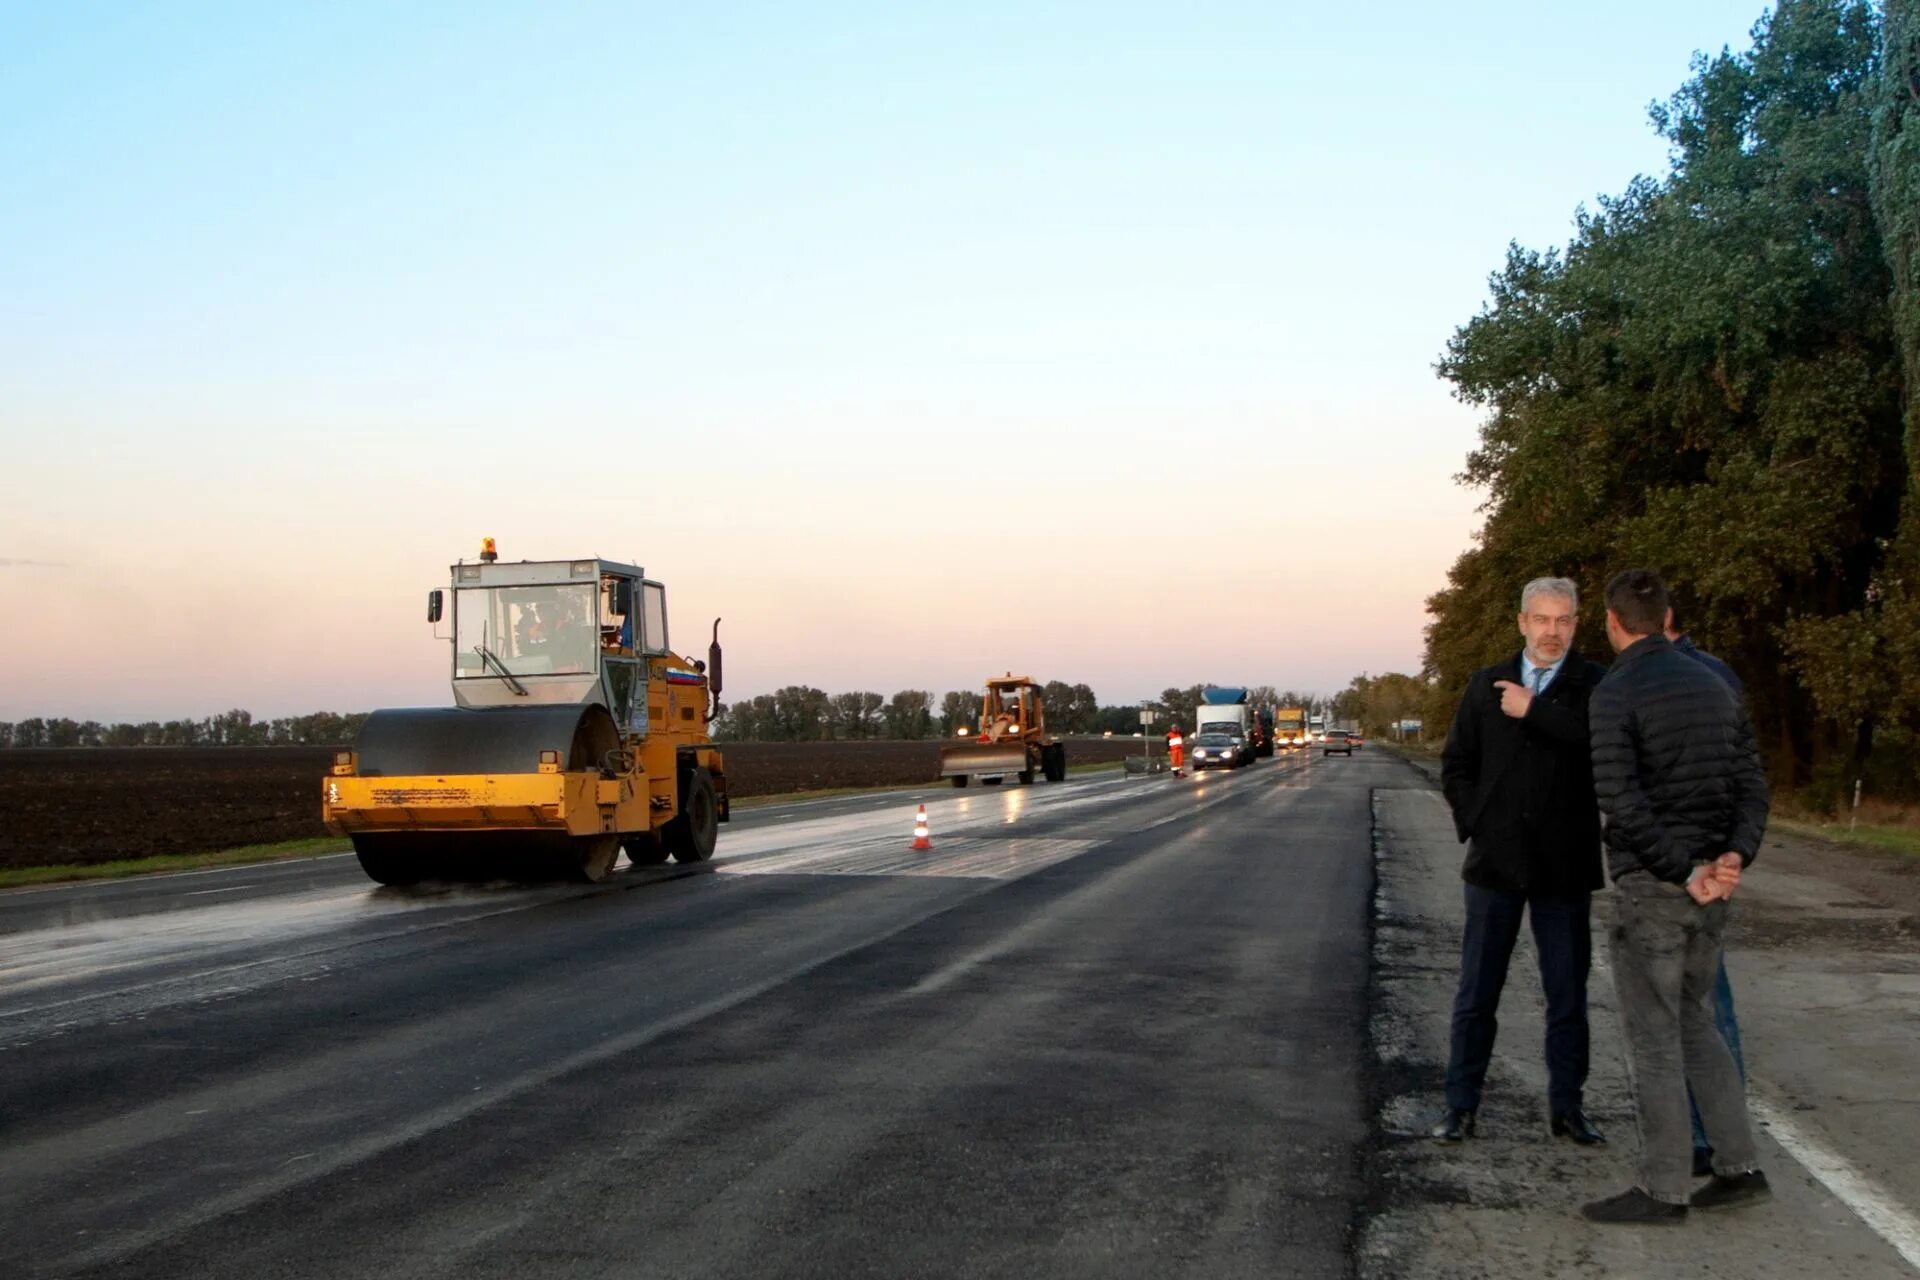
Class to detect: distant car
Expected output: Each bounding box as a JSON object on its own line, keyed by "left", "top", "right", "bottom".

{"left": 1189, "top": 732, "right": 1246, "bottom": 770}
{"left": 1348, "top": 732, "right": 1365, "bottom": 749}
{"left": 1322, "top": 730, "right": 1354, "bottom": 756}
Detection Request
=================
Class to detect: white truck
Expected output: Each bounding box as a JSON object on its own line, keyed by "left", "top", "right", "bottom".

{"left": 1194, "top": 688, "right": 1252, "bottom": 765}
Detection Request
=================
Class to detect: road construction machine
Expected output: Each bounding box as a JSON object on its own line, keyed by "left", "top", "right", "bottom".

{"left": 938, "top": 675, "right": 1066, "bottom": 786}
{"left": 323, "top": 540, "right": 729, "bottom": 885}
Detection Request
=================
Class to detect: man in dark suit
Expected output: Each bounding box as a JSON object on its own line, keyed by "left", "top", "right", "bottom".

{"left": 1433, "top": 576, "right": 1608, "bottom": 1145}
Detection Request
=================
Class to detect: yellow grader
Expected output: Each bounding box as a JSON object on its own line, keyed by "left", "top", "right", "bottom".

{"left": 323, "top": 540, "right": 728, "bottom": 885}
{"left": 938, "top": 675, "right": 1066, "bottom": 787}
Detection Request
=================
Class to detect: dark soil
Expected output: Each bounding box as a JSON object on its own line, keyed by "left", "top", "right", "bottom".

{"left": 0, "top": 737, "right": 1150, "bottom": 870}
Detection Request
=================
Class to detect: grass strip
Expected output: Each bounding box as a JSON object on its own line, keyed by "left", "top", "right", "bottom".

{"left": 0, "top": 837, "right": 351, "bottom": 890}
{"left": 1773, "top": 817, "right": 1920, "bottom": 861}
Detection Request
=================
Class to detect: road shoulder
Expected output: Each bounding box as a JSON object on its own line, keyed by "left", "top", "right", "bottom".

{"left": 1360, "top": 759, "right": 1920, "bottom": 1279}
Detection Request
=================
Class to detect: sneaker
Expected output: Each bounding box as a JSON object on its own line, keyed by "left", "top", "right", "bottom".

{"left": 1690, "top": 1170, "right": 1771, "bottom": 1211}
{"left": 1580, "top": 1187, "right": 1688, "bottom": 1224}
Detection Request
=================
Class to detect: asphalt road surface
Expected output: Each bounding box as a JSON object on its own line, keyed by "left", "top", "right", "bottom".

{"left": 0, "top": 748, "right": 1383, "bottom": 1279}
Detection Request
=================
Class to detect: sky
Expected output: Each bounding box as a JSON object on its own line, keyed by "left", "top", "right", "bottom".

{"left": 0, "top": 0, "right": 1774, "bottom": 721}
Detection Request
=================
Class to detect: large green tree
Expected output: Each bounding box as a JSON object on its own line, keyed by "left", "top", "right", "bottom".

{"left": 1783, "top": 0, "right": 1920, "bottom": 794}
{"left": 1430, "top": 0, "right": 1902, "bottom": 789}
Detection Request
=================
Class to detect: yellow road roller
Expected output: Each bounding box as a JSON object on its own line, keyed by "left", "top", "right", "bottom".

{"left": 323, "top": 540, "right": 728, "bottom": 884}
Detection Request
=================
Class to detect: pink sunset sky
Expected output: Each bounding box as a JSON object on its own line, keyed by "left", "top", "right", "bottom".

{"left": 0, "top": 2, "right": 1768, "bottom": 722}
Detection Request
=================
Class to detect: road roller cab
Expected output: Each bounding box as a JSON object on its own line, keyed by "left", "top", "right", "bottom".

{"left": 324, "top": 544, "right": 729, "bottom": 885}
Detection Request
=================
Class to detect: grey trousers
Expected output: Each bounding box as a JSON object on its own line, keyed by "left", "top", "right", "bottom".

{"left": 1610, "top": 872, "right": 1760, "bottom": 1203}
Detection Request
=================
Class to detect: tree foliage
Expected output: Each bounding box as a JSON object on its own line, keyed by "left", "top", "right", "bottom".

{"left": 1429, "top": 0, "right": 1910, "bottom": 796}
{"left": 884, "top": 690, "right": 935, "bottom": 739}
{"left": 1779, "top": 0, "right": 1920, "bottom": 798}
{"left": 1333, "top": 673, "right": 1431, "bottom": 737}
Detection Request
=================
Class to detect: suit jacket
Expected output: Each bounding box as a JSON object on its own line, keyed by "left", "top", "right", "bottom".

{"left": 1440, "top": 648, "right": 1607, "bottom": 897}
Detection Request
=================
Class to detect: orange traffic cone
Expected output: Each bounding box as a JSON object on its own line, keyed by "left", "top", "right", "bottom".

{"left": 910, "top": 804, "right": 934, "bottom": 851}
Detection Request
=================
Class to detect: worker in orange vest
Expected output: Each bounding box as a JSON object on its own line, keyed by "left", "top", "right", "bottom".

{"left": 1167, "top": 725, "right": 1186, "bottom": 777}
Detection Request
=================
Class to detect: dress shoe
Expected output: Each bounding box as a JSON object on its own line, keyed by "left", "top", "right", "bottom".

{"left": 1580, "top": 1187, "right": 1687, "bottom": 1224}
{"left": 1429, "top": 1108, "right": 1475, "bottom": 1142}
{"left": 1692, "top": 1147, "right": 1715, "bottom": 1178}
{"left": 1690, "top": 1170, "right": 1771, "bottom": 1211}
{"left": 1550, "top": 1109, "right": 1606, "bottom": 1145}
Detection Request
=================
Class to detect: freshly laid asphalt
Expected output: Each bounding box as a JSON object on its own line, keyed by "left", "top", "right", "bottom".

{"left": 0, "top": 748, "right": 1387, "bottom": 1279}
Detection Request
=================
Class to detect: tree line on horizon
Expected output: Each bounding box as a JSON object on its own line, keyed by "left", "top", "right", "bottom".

{"left": 1422, "top": 0, "right": 1920, "bottom": 808}
{"left": 712, "top": 683, "right": 1340, "bottom": 742}
{"left": 0, "top": 683, "right": 1360, "bottom": 749}
{"left": 0, "top": 710, "right": 369, "bottom": 749}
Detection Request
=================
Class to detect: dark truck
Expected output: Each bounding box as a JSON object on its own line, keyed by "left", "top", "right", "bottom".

{"left": 1251, "top": 707, "right": 1275, "bottom": 757}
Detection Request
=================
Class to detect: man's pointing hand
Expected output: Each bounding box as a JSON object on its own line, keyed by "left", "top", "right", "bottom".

{"left": 1493, "top": 680, "right": 1533, "bottom": 719}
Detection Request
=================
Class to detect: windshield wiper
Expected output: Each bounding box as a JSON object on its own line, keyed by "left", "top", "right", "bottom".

{"left": 474, "top": 644, "right": 529, "bottom": 696}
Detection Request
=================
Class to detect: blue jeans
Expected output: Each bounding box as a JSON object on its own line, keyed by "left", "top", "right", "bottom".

{"left": 1444, "top": 883, "right": 1592, "bottom": 1114}
{"left": 1688, "top": 957, "right": 1746, "bottom": 1153}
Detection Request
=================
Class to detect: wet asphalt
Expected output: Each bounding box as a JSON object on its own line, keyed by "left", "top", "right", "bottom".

{"left": 1, "top": 748, "right": 1387, "bottom": 1279}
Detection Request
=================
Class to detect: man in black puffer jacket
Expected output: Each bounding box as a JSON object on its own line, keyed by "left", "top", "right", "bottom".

{"left": 1582, "top": 569, "right": 1771, "bottom": 1226}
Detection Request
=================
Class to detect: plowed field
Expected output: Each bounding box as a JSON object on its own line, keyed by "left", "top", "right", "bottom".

{"left": 0, "top": 738, "right": 1150, "bottom": 870}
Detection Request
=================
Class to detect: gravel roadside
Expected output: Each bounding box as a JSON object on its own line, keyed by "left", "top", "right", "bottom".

{"left": 1362, "top": 753, "right": 1920, "bottom": 1278}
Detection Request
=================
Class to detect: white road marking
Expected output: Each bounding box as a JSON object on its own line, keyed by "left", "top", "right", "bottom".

{"left": 1750, "top": 1095, "right": 1920, "bottom": 1272}
{"left": 184, "top": 885, "right": 256, "bottom": 897}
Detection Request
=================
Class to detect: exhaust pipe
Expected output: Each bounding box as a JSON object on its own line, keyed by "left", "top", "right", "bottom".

{"left": 706, "top": 618, "right": 724, "bottom": 723}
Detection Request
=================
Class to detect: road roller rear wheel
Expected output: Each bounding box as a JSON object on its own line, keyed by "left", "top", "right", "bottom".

{"left": 352, "top": 835, "right": 423, "bottom": 886}
{"left": 664, "top": 769, "right": 719, "bottom": 863}
{"left": 624, "top": 830, "right": 669, "bottom": 867}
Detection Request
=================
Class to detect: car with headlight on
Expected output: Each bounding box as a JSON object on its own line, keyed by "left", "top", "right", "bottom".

{"left": 1322, "top": 730, "right": 1354, "bottom": 756}
{"left": 1189, "top": 732, "right": 1247, "bottom": 770}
